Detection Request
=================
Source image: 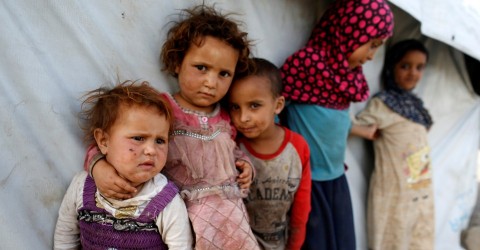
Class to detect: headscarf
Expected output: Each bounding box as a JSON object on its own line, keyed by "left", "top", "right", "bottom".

{"left": 281, "top": 0, "right": 394, "bottom": 110}
{"left": 375, "top": 39, "right": 433, "bottom": 129}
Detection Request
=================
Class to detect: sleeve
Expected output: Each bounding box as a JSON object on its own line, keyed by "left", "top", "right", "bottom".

{"left": 287, "top": 133, "right": 312, "bottom": 250}
{"left": 353, "top": 97, "right": 398, "bottom": 129}
{"left": 54, "top": 172, "right": 86, "bottom": 250}
{"left": 83, "top": 144, "right": 103, "bottom": 177}
{"left": 156, "top": 195, "right": 194, "bottom": 250}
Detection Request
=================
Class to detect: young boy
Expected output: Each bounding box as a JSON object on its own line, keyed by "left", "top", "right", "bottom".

{"left": 228, "top": 58, "right": 312, "bottom": 250}
{"left": 54, "top": 81, "right": 193, "bottom": 249}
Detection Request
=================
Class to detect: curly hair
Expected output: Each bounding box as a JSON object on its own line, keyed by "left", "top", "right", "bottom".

{"left": 160, "top": 4, "right": 253, "bottom": 78}
{"left": 79, "top": 80, "right": 173, "bottom": 145}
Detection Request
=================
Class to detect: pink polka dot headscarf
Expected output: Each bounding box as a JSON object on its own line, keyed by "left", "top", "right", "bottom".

{"left": 281, "top": 0, "right": 394, "bottom": 110}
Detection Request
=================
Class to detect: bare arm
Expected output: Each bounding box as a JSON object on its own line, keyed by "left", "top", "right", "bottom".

{"left": 350, "top": 123, "right": 379, "bottom": 140}
{"left": 84, "top": 146, "right": 137, "bottom": 199}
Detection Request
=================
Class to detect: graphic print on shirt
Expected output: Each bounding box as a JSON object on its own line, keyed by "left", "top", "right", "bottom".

{"left": 242, "top": 143, "right": 302, "bottom": 242}
{"left": 404, "top": 145, "right": 431, "bottom": 189}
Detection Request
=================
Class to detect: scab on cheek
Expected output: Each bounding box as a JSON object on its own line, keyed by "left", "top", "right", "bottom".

{"left": 129, "top": 148, "right": 137, "bottom": 156}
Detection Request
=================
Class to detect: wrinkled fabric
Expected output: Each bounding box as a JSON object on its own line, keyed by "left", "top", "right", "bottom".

{"left": 161, "top": 93, "right": 259, "bottom": 249}
{"left": 355, "top": 98, "right": 434, "bottom": 250}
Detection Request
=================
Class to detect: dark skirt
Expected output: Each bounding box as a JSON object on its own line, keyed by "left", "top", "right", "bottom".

{"left": 302, "top": 174, "right": 356, "bottom": 250}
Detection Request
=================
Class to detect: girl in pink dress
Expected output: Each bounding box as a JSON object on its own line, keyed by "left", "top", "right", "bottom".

{"left": 84, "top": 5, "right": 259, "bottom": 250}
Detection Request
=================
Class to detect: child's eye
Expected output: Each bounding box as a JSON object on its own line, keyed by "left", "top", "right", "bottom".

{"left": 155, "top": 138, "right": 166, "bottom": 145}
{"left": 219, "top": 71, "right": 231, "bottom": 78}
{"left": 229, "top": 104, "right": 239, "bottom": 111}
{"left": 400, "top": 64, "right": 411, "bottom": 70}
{"left": 132, "top": 136, "right": 145, "bottom": 141}
{"left": 195, "top": 65, "right": 207, "bottom": 71}
{"left": 250, "top": 103, "right": 261, "bottom": 109}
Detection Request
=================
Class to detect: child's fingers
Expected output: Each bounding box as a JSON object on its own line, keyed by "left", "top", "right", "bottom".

{"left": 237, "top": 173, "right": 252, "bottom": 189}
{"left": 101, "top": 182, "right": 135, "bottom": 199}
{"left": 114, "top": 178, "right": 137, "bottom": 193}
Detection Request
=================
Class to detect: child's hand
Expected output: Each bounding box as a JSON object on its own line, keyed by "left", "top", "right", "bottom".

{"left": 365, "top": 124, "right": 380, "bottom": 140}
{"left": 236, "top": 160, "right": 253, "bottom": 190}
{"left": 92, "top": 159, "right": 137, "bottom": 199}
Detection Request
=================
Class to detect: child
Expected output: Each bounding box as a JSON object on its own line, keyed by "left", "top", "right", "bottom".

{"left": 54, "top": 81, "right": 193, "bottom": 249}
{"left": 228, "top": 58, "right": 312, "bottom": 250}
{"left": 84, "top": 5, "right": 259, "bottom": 249}
{"left": 279, "top": 0, "right": 394, "bottom": 249}
{"left": 351, "top": 39, "right": 434, "bottom": 250}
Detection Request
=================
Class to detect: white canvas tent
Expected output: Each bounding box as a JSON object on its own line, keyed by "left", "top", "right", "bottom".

{"left": 0, "top": 1, "right": 479, "bottom": 249}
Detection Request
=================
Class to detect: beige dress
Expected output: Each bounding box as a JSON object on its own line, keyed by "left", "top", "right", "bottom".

{"left": 355, "top": 97, "right": 434, "bottom": 250}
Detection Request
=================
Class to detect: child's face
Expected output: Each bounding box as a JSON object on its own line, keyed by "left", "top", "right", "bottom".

{"left": 228, "top": 76, "right": 284, "bottom": 140}
{"left": 174, "top": 36, "right": 239, "bottom": 113}
{"left": 393, "top": 50, "right": 427, "bottom": 91}
{"left": 348, "top": 38, "right": 386, "bottom": 69}
{"left": 95, "top": 105, "right": 169, "bottom": 188}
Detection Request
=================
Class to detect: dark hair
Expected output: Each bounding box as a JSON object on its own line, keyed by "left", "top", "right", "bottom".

{"left": 160, "top": 5, "right": 253, "bottom": 78}
{"left": 80, "top": 80, "right": 173, "bottom": 145}
{"left": 234, "top": 57, "right": 283, "bottom": 98}
{"left": 382, "top": 39, "right": 429, "bottom": 89}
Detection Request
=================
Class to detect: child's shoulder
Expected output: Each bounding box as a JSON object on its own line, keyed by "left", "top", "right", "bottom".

{"left": 71, "top": 171, "right": 88, "bottom": 184}
{"left": 282, "top": 126, "right": 307, "bottom": 143}
{"left": 281, "top": 126, "right": 310, "bottom": 155}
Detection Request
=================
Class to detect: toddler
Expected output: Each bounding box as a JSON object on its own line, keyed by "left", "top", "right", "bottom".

{"left": 54, "top": 81, "right": 193, "bottom": 249}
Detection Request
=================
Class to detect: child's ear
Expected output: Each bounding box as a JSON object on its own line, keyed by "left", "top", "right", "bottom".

{"left": 274, "top": 96, "right": 285, "bottom": 115}
{"left": 94, "top": 128, "right": 109, "bottom": 155}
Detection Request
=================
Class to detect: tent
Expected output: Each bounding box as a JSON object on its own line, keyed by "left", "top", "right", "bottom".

{"left": 0, "top": 1, "right": 479, "bottom": 249}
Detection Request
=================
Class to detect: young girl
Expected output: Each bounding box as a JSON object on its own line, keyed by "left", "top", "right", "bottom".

{"left": 54, "top": 81, "right": 193, "bottom": 249}
{"left": 351, "top": 39, "right": 434, "bottom": 250}
{"left": 228, "top": 58, "right": 312, "bottom": 250}
{"left": 85, "top": 5, "right": 259, "bottom": 249}
{"left": 279, "top": 0, "right": 394, "bottom": 249}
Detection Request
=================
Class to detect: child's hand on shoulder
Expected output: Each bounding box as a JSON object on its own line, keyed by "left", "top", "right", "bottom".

{"left": 235, "top": 160, "right": 253, "bottom": 190}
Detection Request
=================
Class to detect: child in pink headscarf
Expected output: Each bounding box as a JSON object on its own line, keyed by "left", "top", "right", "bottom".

{"left": 279, "top": 0, "right": 394, "bottom": 249}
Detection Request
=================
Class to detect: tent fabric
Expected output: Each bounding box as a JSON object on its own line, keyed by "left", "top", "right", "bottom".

{"left": 389, "top": 0, "right": 480, "bottom": 62}
{"left": 0, "top": 1, "right": 478, "bottom": 249}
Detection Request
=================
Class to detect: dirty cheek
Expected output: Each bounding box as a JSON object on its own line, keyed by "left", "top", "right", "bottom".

{"left": 128, "top": 148, "right": 138, "bottom": 156}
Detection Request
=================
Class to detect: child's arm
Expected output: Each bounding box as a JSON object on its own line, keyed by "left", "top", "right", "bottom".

{"left": 350, "top": 123, "right": 379, "bottom": 140}
{"left": 287, "top": 138, "right": 312, "bottom": 250}
{"left": 84, "top": 145, "right": 137, "bottom": 199}
{"left": 157, "top": 194, "right": 194, "bottom": 249}
{"left": 54, "top": 172, "right": 85, "bottom": 250}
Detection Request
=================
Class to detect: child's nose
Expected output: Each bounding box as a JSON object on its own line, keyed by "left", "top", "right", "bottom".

{"left": 144, "top": 141, "right": 156, "bottom": 155}
{"left": 204, "top": 74, "right": 217, "bottom": 89}
{"left": 240, "top": 110, "right": 250, "bottom": 122}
